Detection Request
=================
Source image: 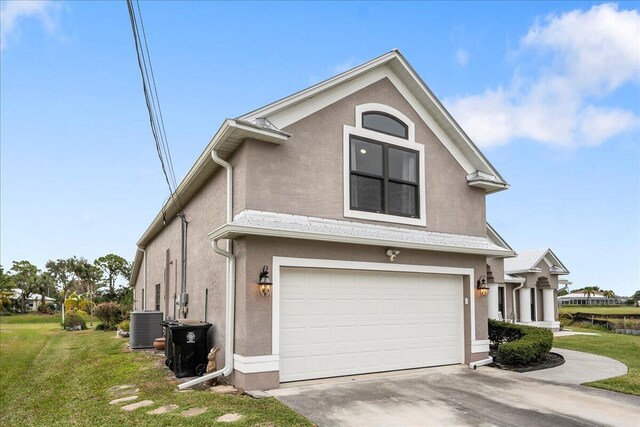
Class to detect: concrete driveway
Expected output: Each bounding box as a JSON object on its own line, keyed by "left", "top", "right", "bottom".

{"left": 522, "top": 348, "right": 628, "bottom": 384}
{"left": 268, "top": 365, "right": 640, "bottom": 427}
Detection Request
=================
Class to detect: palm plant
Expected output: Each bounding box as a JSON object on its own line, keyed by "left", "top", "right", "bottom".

{"left": 583, "top": 286, "right": 600, "bottom": 306}
{"left": 602, "top": 290, "right": 615, "bottom": 305}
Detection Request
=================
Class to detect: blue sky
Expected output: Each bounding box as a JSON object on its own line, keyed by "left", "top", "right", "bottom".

{"left": 1, "top": 1, "right": 638, "bottom": 295}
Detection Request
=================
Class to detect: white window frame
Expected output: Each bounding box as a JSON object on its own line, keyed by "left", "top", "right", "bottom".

{"left": 343, "top": 103, "right": 426, "bottom": 226}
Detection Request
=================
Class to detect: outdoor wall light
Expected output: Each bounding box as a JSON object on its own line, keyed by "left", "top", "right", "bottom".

{"left": 258, "top": 266, "right": 273, "bottom": 297}
{"left": 477, "top": 275, "right": 489, "bottom": 297}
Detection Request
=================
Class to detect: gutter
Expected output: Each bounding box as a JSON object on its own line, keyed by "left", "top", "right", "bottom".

{"left": 209, "top": 223, "right": 516, "bottom": 258}
{"left": 178, "top": 148, "right": 235, "bottom": 389}
{"left": 135, "top": 247, "right": 147, "bottom": 310}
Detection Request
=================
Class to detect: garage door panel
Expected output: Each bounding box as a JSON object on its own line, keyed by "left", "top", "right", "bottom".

{"left": 280, "top": 268, "right": 463, "bottom": 382}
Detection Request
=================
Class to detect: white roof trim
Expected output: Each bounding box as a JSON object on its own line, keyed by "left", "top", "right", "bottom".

{"left": 486, "top": 223, "right": 514, "bottom": 254}
{"left": 238, "top": 50, "right": 507, "bottom": 190}
{"left": 135, "top": 119, "right": 290, "bottom": 249}
{"left": 209, "top": 210, "right": 516, "bottom": 257}
{"left": 504, "top": 274, "right": 526, "bottom": 284}
{"left": 505, "top": 248, "right": 570, "bottom": 275}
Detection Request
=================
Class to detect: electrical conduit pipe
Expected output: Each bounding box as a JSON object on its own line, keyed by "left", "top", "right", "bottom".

{"left": 178, "top": 149, "right": 234, "bottom": 389}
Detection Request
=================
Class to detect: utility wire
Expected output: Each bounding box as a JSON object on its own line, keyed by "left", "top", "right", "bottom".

{"left": 126, "top": 0, "right": 183, "bottom": 213}
{"left": 135, "top": 0, "right": 179, "bottom": 191}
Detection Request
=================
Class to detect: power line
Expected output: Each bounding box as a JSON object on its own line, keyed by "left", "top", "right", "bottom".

{"left": 134, "top": 0, "right": 179, "bottom": 191}
{"left": 126, "top": 0, "right": 182, "bottom": 212}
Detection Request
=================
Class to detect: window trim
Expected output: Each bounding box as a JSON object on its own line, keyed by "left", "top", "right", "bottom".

{"left": 349, "top": 135, "right": 420, "bottom": 218}
{"left": 344, "top": 105, "right": 426, "bottom": 226}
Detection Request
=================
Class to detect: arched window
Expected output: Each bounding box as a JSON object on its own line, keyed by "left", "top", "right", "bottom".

{"left": 362, "top": 112, "right": 408, "bottom": 139}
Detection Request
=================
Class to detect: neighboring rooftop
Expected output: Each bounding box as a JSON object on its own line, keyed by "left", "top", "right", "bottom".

{"left": 504, "top": 248, "right": 569, "bottom": 275}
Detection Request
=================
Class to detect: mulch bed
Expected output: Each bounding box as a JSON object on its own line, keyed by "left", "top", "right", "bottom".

{"left": 489, "top": 351, "right": 565, "bottom": 373}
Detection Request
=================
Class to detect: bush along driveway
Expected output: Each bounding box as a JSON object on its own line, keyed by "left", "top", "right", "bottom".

{"left": 554, "top": 327, "right": 640, "bottom": 396}
{"left": 0, "top": 315, "right": 312, "bottom": 426}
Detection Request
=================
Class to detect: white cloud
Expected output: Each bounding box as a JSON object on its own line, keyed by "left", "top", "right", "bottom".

{"left": 455, "top": 48, "right": 469, "bottom": 67}
{"left": 445, "top": 3, "right": 640, "bottom": 148}
{"left": 1, "top": 0, "right": 61, "bottom": 51}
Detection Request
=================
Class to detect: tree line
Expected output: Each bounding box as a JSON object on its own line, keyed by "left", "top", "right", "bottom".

{"left": 0, "top": 254, "right": 131, "bottom": 314}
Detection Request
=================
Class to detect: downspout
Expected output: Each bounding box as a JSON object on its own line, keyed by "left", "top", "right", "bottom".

{"left": 178, "top": 214, "right": 188, "bottom": 318}
{"left": 469, "top": 356, "right": 493, "bottom": 369}
{"left": 512, "top": 283, "right": 524, "bottom": 323}
{"left": 135, "top": 247, "right": 147, "bottom": 310}
{"left": 178, "top": 148, "right": 234, "bottom": 389}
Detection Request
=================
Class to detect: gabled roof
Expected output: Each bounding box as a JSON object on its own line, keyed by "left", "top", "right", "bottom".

{"left": 239, "top": 49, "right": 507, "bottom": 192}
{"left": 504, "top": 248, "right": 570, "bottom": 275}
{"left": 210, "top": 210, "right": 516, "bottom": 257}
{"left": 132, "top": 50, "right": 509, "bottom": 266}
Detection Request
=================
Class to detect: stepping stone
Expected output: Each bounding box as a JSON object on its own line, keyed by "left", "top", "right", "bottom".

{"left": 245, "top": 390, "right": 270, "bottom": 399}
{"left": 110, "top": 384, "right": 136, "bottom": 391}
{"left": 109, "top": 396, "right": 138, "bottom": 405}
{"left": 114, "top": 388, "right": 139, "bottom": 397}
{"left": 147, "top": 404, "right": 179, "bottom": 415}
{"left": 121, "top": 400, "right": 154, "bottom": 411}
{"left": 217, "top": 413, "right": 243, "bottom": 423}
{"left": 181, "top": 407, "right": 208, "bottom": 417}
{"left": 210, "top": 385, "right": 237, "bottom": 394}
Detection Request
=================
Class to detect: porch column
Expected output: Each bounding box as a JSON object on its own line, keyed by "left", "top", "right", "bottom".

{"left": 487, "top": 283, "right": 499, "bottom": 320}
{"left": 519, "top": 288, "right": 531, "bottom": 323}
{"left": 543, "top": 289, "right": 555, "bottom": 322}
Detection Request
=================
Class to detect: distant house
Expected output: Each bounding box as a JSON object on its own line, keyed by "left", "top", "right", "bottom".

{"left": 486, "top": 247, "right": 569, "bottom": 331}
{"left": 11, "top": 289, "right": 56, "bottom": 312}
{"left": 558, "top": 291, "right": 624, "bottom": 306}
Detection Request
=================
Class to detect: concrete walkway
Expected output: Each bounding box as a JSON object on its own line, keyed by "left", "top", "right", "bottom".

{"left": 521, "top": 347, "right": 628, "bottom": 384}
{"left": 554, "top": 331, "right": 600, "bottom": 337}
{"left": 269, "top": 365, "right": 640, "bottom": 427}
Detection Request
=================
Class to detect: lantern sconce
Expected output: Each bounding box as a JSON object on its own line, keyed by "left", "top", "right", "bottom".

{"left": 477, "top": 275, "right": 489, "bottom": 298}
{"left": 258, "top": 266, "right": 273, "bottom": 297}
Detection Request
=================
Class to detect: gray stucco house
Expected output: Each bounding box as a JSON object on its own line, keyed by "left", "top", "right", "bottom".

{"left": 129, "top": 50, "right": 564, "bottom": 390}
{"left": 486, "top": 246, "right": 569, "bottom": 330}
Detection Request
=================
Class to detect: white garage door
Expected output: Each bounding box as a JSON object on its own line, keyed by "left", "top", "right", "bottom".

{"left": 279, "top": 267, "right": 463, "bottom": 382}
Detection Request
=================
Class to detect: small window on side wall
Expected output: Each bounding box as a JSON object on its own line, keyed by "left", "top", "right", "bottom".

{"left": 362, "top": 112, "right": 408, "bottom": 139}
{"left": 155, "top": 284, "right": 161, "bottom": 311}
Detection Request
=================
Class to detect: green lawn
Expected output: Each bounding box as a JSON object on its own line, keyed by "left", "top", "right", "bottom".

{"left": 559, "top": 306, "right": 640, "bottom": 315}
{"left": 554, "top": 327, "right": 640, "bottom": 396}
{"left": 0, "top": 314, "right": 311, "bottom": 426}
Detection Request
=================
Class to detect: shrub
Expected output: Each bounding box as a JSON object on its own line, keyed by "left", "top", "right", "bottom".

{"left": 37, "top": 302, "right": 56, "bottom": 315}
{"left": 117, "top": 319, "right": 130, "bottom": 332}
{"left": 63, "top": 310, "right": 87, "bottom": 330}
{"left": 78, "top": 299, "right": 95, "bottom": 313}
{"left": 489, "top": 320, "right": 553, "bottom": 366}
{"left": 94, "top": 302, "right": 123, "bottom": 329}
